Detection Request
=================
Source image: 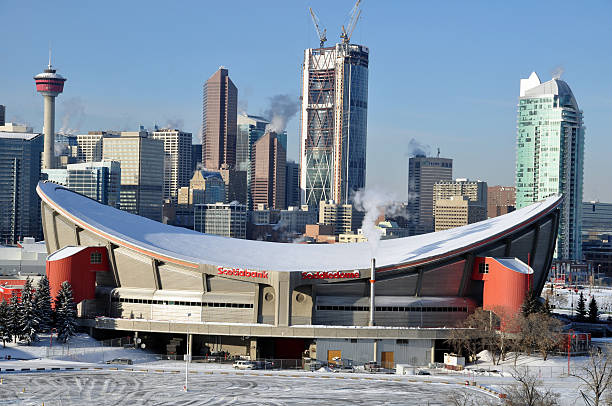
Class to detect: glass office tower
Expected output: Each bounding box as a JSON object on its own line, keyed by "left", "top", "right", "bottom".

{"left": 516, "top": 72, "right": 584, "bottom": 260}
{"left": 300, "top": 43, "right": 369, "bottom": 206}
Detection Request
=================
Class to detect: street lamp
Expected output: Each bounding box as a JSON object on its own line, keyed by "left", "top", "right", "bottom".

{"left": 184, "top": 313, "right": 191, "bottom": 392}
{"left": 567, "top": 329, "right": 575, "bottom": 375}
{"left": 49, "top": 328, "right": 57, "bottom": 348}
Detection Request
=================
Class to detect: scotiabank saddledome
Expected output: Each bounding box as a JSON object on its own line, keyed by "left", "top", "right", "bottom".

{"left": 38, "top": 182, "right": 561, "bottom": 364}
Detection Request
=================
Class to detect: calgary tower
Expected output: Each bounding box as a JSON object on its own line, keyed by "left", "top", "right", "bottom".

{"left": 34, "top": 53, "right": 66, "bottom": 169}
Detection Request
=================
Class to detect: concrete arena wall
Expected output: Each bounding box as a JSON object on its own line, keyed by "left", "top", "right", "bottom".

{"left": 315, "top": 338, "right": 434, "bottom": 366}
{"left": 41, "top": 194, "right": 560, "bottom": 332}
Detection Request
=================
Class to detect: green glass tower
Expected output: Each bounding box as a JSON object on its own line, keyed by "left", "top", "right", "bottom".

{"left": 516, "top": 72, "right": 584, "bottom": 260}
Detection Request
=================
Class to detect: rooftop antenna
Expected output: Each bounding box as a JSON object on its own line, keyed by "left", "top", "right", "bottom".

{"left": 340, "top": 0, "right": 362, "bottom": 44}
{"left": 48, "top": 43, "right": 52, "bottom": 69}
{"left": 309, "top": 7, "right": 327, "bottom": 48}
{"left": 437, "top": 148, "right": 440, "bottom": 158}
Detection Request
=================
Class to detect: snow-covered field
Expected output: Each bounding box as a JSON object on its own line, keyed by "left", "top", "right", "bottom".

{"left": 0, "top": 334, "right": 604, "bottom": 405}
{"left": 545, "top": 285, "right": 612, "bottom": 319}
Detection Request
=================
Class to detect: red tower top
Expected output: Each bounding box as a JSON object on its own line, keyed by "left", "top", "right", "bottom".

{"left": 34, "top": 62, "right": 66, "bottom": 97}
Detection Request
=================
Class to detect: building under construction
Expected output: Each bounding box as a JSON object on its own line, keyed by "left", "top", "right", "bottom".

{"left": 300, "top": 3, "right": 369, "bottom": 207}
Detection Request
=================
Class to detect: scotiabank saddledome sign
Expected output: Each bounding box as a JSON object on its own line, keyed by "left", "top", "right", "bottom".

{"left": 301, "top": 270, "right": 360, "bottom": 280}
{"left": 217, "top": 267, "right": 268, "bottom": 279}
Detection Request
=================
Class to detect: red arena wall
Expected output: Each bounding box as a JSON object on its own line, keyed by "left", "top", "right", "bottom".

{"left": 46, "top": 246, "right": 109, "bottom": 305}
{"left": 0, "top": 279, "right": 26, "bottom": 303}
{"left": 472, "top": 257, "right": 533, "bottom": 320}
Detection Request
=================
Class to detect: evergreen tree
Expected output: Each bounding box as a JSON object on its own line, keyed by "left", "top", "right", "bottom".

{"left": 8, "top": 290, "right": 23, "bottom": 342}
{"left": 33, "top": 276, "right": 53, "bottom": 333}
{"left": 588, "top": 296, "right": 599, "bottom": 323}
{"left": 521, "top": 289, "right": 541, "bottom": 316}
{"left": 20, "top": 278, "right": 38, "bottom": 344}
{"left": 0, "top": 300, "right": 12, "bottom": 347}
{"left": 55, "top": 281, "right": 77, "bottom": 343}
{"left": 575, "top": 292, "right": 587, "bottom": 321}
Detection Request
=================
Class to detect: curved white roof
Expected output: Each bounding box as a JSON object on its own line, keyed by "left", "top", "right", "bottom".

{"left": 47, "top": 246, "right": 88, "bottom": 261}
{"left": 37, "top": 182, "right": 561, "bottom": 273}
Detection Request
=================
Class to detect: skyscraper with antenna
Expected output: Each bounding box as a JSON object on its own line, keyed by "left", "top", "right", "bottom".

{"left": 300, "top": 1, "right": 369, "bottom": 207}
{"left": 34, "top": 51, "right": 66, "bottom": 169}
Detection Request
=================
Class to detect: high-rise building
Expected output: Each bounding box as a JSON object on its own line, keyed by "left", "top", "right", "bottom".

{"left": 76, "top": 132, "right": 119, "bottom": 163}
{"left": 194, "top": 202, "right": 246, "bottom": 239}
{"left": 188, "top": 170, "right": 226, "bottom": 204}
{"left": 237, "top": 114, "right": 269, "bottom": 206}
{"left": 0, "top": 132, "right": 43, "bottom": 243}
{"left": 191, "top": 144, "right": 202, "bottom": 172}
{"left": 516, "top": 72, "right": 585, "bottom": 260}
{"left": 582, "top": 201, "right": 612, "bottom": 243}
{"left": 102, "top": 131, "right": 164, "bottom": 221}
{"left": 488, "top": 186, "right": 516, "bottom": 218}
{"left": 251, "top": 132, "right": 286, "bottom": 210}
{"left": 34, "top": 60, "right": 66, "bottom": 170}
{"left": 0, "top": 105, "right": 5, "bottom": 126}
{"left": 407, "top": 155, "right": 453, "bottom": 234}
{"left": 434, "top": 196, "right": 487, "bottom": 232}
{"left": 237, "top": 114, "right": 269, "bottom": 172}
{"left": 433, "top": 179, "right": 487, "bottom": 207}
{"left": 219, "top": 165, "right": 247, "bottom": 205}
{"left": 285, "top": 160, "right": 300, "bottom": 208}
{"left": 319, "top": 200, "right": 364, "bottom": 235}
{"left": 433, "top": 179, "right": 487, "bottom": 231}
{"left": 300, "top": 43, "right": 369, "bottom": 206}
{"left": 66, "top": 161, "right": 121, "bottom": 208}
{"left": 151, "top": 128, "right": 192, "bottom": 203}
{"left": 202, "top": 67, "right": 237, "bottom": 170}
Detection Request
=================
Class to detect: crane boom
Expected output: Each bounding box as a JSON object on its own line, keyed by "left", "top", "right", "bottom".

{"left": 309, "top": 7, "right": 327, "bottom": 48}
{"left": 340, "top": 0, "right": 362, "bottom": 44}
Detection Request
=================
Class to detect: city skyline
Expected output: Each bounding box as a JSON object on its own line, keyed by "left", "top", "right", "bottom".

{"left": 1, "top": 1, "right": 612, "bottom": 201}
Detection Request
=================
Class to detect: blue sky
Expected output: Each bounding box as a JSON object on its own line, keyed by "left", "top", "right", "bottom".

{"left": 1, "top": 1, "right": 611, "bottom": 201}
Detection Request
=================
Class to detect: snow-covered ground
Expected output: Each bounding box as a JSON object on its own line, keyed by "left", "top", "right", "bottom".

{"left": 544, "top": 285, "right": 612, "bottom": 319}
{"left": 0, "top": 334, "right": 604, "bottom": 405}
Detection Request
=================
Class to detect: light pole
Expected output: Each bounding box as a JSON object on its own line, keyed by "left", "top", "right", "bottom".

{"left": 49, "top": 328, "right": 57, "bottom": 348}
{"left": 567, "top": 329, "right": 575, "bottom": 375}
{"left": 184, "top": 313, "right": 191, "bottom": 392}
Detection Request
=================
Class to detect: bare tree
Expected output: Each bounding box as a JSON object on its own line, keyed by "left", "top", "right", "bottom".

{"left": 570, "top": 350, "right": 612, "bottom": 406}
{"left": 447, "top": 389, "right": 496, "bottom": 406}
{"left": 528, "top": 313, "right": 563, "bottom": 361}
{"left": 504, "top": 367, "right": 560, "bottom": 406}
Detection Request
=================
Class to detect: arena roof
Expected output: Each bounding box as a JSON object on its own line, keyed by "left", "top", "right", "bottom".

{"left": 37, "top": 182, "right": 562, "bottom": 273}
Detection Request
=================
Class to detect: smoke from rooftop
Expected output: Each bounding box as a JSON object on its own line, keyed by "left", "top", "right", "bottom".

{"left": 406, "top": 138, "right": 430, "bottom": 157}
{"left": 59, "top": 97, "right": 86, "bottom": 134}
{"left": 264, "top": 94, "right": 299, "bottom": 133}
{"left": 552, "top": 66, "right": 564, "bottom": 80}
{"left": 165, "top": 118, "right": 184, "bottom": 130}
{"left": 352, "top": 186, "right": 406, "bottom": 256}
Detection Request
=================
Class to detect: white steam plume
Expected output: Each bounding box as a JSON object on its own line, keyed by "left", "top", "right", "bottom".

{"left": 59, "top": 97, "right": 86, "bottom": 134}
{"left": 406, "top": 138, "right": 430, "bottom": 157}
{"left": 264, "top": 94, "right": 299, "bottom": 133}
{"left": 165, "top": 118, "right": 184, "bottom": 130}
{"left": 551, "top": 66, "right": 564, "bottom": 80}
{"left": 352, "top": 186, "right": 406, "bottom": 256}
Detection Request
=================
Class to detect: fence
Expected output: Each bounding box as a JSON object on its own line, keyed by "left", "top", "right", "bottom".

{"left": 460, "top": 364, "right": 577, "bottom": 378}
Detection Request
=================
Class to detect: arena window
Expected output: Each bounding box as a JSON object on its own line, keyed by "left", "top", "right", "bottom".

{"left": 113, "top": 297, "right": 253, "bottom": 309}
{"left": 90, "top": 251, "right": 102, "bottom": 264}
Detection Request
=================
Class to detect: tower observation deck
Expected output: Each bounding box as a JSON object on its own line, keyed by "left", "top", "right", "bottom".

{"left": 34, "top": 60, "right": 66, "bottom": 169}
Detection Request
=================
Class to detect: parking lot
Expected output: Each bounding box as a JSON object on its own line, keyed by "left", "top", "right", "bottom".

{"left": 0, "top": 370, "right": 496, "bottom": 405}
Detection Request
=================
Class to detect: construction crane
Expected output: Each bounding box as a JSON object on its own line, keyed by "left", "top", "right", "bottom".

{"left": 340, "top": 0, "right": 362, "bottom": 44}
{"left": 309, "top": 7, "right": 327, "bottom": 48}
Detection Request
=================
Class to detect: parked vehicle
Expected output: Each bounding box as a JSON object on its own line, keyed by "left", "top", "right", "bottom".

{"left": 233, "top": 360, "right": 256, "bottom": 370}
{"left": 255, "top": 360, "right": 274, "bottom": 370}
{"left": 106, "top": 358, "right": 133, "bottom": 365}
{"left": 364, "top": 361, "right": 382, "bottom": 372}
